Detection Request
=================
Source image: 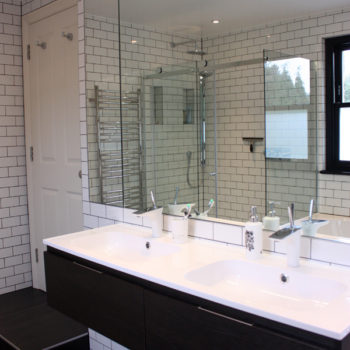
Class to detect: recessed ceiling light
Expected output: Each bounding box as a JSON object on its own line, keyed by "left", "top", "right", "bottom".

{"left": 212, "top": 19, "right": 220, "bottom": 24}
{"left": 131, "top": 39, "right": 137, "bottom": 44}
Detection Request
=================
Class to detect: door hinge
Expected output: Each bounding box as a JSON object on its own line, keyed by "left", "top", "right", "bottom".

{"left": 35, "top": 248, "right": 39, "bottom": 263}
{"left": 27, "top": 44, "right": 30, "bottom": 60}
{"left": 30, "top": 146, "right": 34, "bottom": 162}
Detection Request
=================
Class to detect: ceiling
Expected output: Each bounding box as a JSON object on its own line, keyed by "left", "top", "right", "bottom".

{"left": 85, "top": 0, "right": 350, "bottom": 36}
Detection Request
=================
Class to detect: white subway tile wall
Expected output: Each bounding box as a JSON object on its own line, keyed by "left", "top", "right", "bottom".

{"left": 89, "top": 329, "right": 128, "bottom": 350}
{"left": 0, "top": 0, "right": 32, "bottom": 295}
{"left": 213, "top": 222, "right": 243, "bottom": 245}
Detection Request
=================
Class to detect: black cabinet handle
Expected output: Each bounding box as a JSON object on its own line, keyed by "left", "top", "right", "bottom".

{"left": 198, "top": 307, "right": 254, "bottom": 327}
{"left": 73, "top": 261, "right": 103, "bottom": 274}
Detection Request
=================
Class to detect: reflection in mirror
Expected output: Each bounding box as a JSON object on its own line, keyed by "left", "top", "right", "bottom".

{"left": 89, "top": 86, "right": 144, "bottom": 208}
{"left": 84, "top": 0, "right": 319, "bottom": 225}
{"left": 264, "top": 50, "right": 317, "bottom": 222}
{"left": 142, "top": 63, "right": 200, "bottom": 215}
{"left": 85, "top": 1, "right": 122, "bottom": 205}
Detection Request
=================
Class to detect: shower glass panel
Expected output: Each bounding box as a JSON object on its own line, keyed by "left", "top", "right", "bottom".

{"left": 202, "top": 57, "right": 265, "bottom": 222}
{"left": 199, "top": 69, "right": 218, "bottom": 218}
{"left": 142, "top": 62, "right": 201, "bottom": 213}
{"left": 264, "top": 50, "right": 318, "bottom": 223}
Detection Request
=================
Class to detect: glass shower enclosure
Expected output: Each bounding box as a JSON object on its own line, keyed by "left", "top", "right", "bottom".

{"left": 142, "top": 63, "right": 202, "bottom": 213}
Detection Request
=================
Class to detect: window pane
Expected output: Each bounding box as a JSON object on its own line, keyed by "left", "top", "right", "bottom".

{"left": 343, "top": 50, "right": 350, "bottom": 103}
{"left": 340, "top": 107, "right": 350, "bottom": 161}
{"left": 265, "top": 57, "right": 310, "bottom": 107}
{"left": 266, "top": 109, "right": 308, "bottom": 159}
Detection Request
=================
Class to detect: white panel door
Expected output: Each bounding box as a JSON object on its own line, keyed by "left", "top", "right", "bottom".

{"left": 24, "top": 3, "right": 82, "bottom": 291}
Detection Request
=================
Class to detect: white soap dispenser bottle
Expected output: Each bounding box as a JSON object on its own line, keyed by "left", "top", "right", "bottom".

{"left": 263, "top": 201, "right": 280, "bottom": 231}
{"left": 245, "top": 206, "right": 263, "bottom": 259}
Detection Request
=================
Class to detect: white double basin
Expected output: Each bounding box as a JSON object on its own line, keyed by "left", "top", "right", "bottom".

{"left": 43, "top": 223, "right": 350, "bottom": 340}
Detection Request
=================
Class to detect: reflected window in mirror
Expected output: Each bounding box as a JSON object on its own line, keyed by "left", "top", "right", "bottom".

{"left": 325, "top": 35, "right": 350, "bottom": 173}
{"left": 264, "top": 57, "right": 310, "bottom": 160}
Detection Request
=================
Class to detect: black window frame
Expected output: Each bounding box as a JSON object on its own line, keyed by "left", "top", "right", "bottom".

{"left": 324, "top": 35, "right": 350, "bottom": 174}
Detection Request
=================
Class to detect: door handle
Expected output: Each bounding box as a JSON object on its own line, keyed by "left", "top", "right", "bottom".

{"left": 78, "top": 170, "right": 82, "bottom": 179}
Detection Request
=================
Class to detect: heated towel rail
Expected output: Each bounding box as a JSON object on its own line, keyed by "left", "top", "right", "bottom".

{"left": 90, "top": 86, "right": 144, "bottom": 209}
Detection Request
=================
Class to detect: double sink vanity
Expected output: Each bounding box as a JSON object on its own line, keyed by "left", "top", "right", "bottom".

{"left": 44, "top": 222, "right": 350, "bottom": 349}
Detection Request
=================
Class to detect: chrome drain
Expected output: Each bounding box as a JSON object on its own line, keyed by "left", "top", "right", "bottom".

{"left": 280, "top": 273, "right": 289, "bottom": 283}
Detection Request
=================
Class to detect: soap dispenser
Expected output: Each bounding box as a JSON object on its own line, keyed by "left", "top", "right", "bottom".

{"left": 244, "top": 206, "right": 263, "bottom": 259}
{"left": 263, "top": 201, "right": 280, "bottom": 231}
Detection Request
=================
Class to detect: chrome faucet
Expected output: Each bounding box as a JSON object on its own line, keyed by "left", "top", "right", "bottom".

{"left": 133, "top": 191, "right": 163, "bottom": 237}
{"left": 181, "top": 203, "right": 193, "bottom": 218}
{"left": 133, "top": 190, "right": 159, "bottom": 215}
{"left": 269, "top": 203, "right": 301, "bottom": 267}
{"left": 194, "top": 199, "right": 215, "bottom": 217}
{"left": 269, "top": 203, "right": 300, "bottom": 240}
{"left": 301, "top": 199, "right": 328, "bottom": 236}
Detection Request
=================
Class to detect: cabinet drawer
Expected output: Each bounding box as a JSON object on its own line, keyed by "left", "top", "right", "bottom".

{"left": 144, "top": 289, "right": 325, "bottom": 350}
{"left": 44, "top": 251, "right": 145, "bottom": 350}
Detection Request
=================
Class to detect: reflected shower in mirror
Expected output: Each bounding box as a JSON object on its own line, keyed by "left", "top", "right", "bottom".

{"left": 141, "top": 62, "right": 200, "bottom": 215}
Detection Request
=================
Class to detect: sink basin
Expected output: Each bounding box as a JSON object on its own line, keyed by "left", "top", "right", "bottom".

{"left": 185, "top": 260, "right": 347, "bottom": 306}
{"left": 70, "top": 230, "right": 179, "bottom": 262}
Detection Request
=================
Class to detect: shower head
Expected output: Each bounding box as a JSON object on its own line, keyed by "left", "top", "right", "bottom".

{"left": 187, "top": 38, "right": 206, "bottom": 57}
{"left": 171, "top": 38, "right": 206, "bottom": 56}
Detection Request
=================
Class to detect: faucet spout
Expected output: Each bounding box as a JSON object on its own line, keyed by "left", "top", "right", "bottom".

{"left": 269, "top": 204, "right": 300, "bottom": 240}
{"left": 301, "top": 199, "right": 328, "bottom": 236}
{"left": 269, "top": 204, "right": 301, "bottom": 267}
{"left": 133, "top": 191, "right": 163, "bottom": 237}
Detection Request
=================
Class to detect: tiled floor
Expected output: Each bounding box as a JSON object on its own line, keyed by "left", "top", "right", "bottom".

{"left": 0, "top": 287, "right": 89, "bottom": 350}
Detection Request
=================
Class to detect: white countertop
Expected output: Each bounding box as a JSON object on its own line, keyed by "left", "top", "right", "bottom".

{"left": 44, "top": 222, "right": 350, "bottom": 341}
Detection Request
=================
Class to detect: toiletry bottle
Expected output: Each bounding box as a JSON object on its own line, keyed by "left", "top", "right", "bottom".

{"left": 263, "top": 201, "right": 280, "bottom": 231}
{"left": 245, "top": 206, "right": 263, "bottom": 259}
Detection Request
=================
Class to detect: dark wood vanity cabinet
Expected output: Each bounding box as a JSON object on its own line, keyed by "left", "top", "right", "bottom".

{"left": 44, "top": 248, "right": 350, "bottom": 350}
{"left": 44, "top": 251, "right": 145, "bottom": 349}
{"left": 144, "top": 289, "right": 326, "bottom": 350}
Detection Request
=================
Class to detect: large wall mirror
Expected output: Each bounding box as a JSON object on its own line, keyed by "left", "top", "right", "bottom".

{"left": 84, "top": 0, "right": 319, "bottom": 226}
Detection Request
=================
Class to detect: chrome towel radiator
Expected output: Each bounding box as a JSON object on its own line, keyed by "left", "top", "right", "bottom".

{"left": 91, "top": 86, "right": 143, "bottom": 209}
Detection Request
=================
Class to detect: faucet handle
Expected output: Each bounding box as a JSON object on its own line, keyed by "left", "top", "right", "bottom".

{"left": 308, "top": 199, "right": 314, "bottom": 221}
{"left": 150, "top": 190, "right": 157, "bottom": 209}
{"left": 288, "top": 203, "right": 301, "bottom": 230}
{"left": 181, "top": 203, "right": 192, "bottom": 218}
{"left": 288, "top": 205, "right": 294, "bottom": 229}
